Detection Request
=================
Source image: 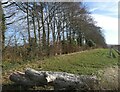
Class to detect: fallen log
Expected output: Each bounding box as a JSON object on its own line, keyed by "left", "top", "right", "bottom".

{"left": 9, "top": 72, "right": 35, "bottom": 87}
{"left": 9, "top": 68, "right": 99, "bottom": 90}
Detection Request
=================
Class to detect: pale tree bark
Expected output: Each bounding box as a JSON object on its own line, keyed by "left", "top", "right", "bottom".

{"left": 37, "top": 16, "right": 41, "bottom": 50}
{"left": 9, "top": 68, "right": 99, "bottom": 90}
{"left": 52, "top": 15, "right": 56, "bottom": 55}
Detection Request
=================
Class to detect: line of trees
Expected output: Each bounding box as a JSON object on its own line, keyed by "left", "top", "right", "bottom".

{"left": 1, "top": 1, "right": 106, "bottom": 61}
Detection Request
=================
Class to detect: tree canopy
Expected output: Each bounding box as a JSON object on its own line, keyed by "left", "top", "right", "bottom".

{"left": 1, "top": 1, "right": 106, "bottom": 61}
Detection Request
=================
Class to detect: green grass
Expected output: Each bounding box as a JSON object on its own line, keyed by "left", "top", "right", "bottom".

{"left": 2, "top": 48, "right": 118, "bottom": 84}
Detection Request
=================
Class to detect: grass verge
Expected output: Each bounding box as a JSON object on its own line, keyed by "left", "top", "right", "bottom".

{"left": 2, "top": 48, "right": 118, "bottom": 90}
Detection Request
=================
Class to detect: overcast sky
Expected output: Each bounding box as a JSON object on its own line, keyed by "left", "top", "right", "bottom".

{"left": 84, "top": 0, "right": 118, "bottom": 45}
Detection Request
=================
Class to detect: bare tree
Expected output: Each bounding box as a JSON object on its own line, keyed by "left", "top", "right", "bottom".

{"left": 2, "top": 2, "right": 106, "bottom": 61}
{"left": 0, "top": 1, "right": 6, "bottom": 51}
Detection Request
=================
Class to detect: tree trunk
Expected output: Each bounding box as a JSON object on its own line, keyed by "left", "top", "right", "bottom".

{"left": 26, "top": 2, "right": 31, "bottom": 46}
{"left": 41, "top": 3, "right": 46, "bottom": 50}
{"left": 0, "top": 2, "right": 3, "bottom": 90}
{"left": 36, "top": 11, "right": 41, "bottom": 50}
{"left": 32, "top": 15, "right": 37, "bottom": 45}
{"left": 47, "top": 19, "right": 50, "bottom": 56}
{"left": 62, "top": 19, "right": 65, "bottom": 54}
{"left": 37, "top": 17, "right": 41, "bottom": 46}
{"left": 69, "top": 27, "right": 72, "bottom": 44}
{"left": 0, "top": 2, "right": 5, "bottom": 52}
{"left": 9, "top": 68, "right": 99, "bottom": 90}
{"left": 52, "top": 16, "right": 56, "bottom": 55}
{"left": 32, "top": 2, "right": 37, "bottom": 45}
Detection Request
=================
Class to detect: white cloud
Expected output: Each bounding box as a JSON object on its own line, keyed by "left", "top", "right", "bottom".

{"left": 91, "top": 14, "right": 118, "bottom": 45}
{"left": 92, "top": 14, "right": 118, "bottom": 31}
{"left": 89, "top": 8, "right": 98, "bottom": 12}
{"left": 86, "top": 2, "right": 118, "bottom": 18}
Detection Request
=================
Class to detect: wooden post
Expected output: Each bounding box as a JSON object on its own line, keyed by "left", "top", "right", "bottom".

{"left": 109, "top": 46, "right": 112, "bottom": 57}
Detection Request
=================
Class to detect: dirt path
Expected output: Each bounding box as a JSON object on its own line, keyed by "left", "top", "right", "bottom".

{"left": 98, "top": 66, "right": 118, "bottom": 90}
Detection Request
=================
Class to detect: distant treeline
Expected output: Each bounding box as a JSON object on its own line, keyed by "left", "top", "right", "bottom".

{"left": 0, "top": 2, "right": 106, "bottom": 61}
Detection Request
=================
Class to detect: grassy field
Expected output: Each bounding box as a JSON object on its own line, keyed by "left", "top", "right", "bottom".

{"left": 2, "top": 48, "right": 118, "bottom": 85}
